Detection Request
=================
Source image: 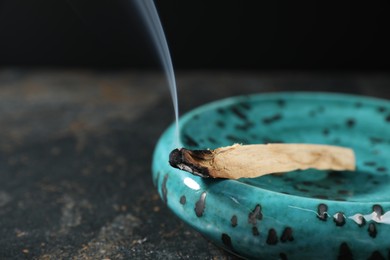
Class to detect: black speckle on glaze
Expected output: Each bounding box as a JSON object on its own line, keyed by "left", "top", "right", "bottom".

{"left": 248, "top": 204, "right": 263, "bottom": 225}
{"left": 195, "top": 192, "right": 207, "bottom": 217}
{"left": 313, "top": 194, "right": 329, "bottom": 200}
{"left": 216, "top": 120, "right": 226, "bottom": 128}
{"left": 368, "top": 223, "right": 377, "bottom": 238}
{"left": 376, "top": 167, "right": 387, "bottom": 173}
{"left": 302, "top": 181, "right": 313, "bottom": 186}
{"left": 183, "top": 134, "right": 199, "bottom": 147}
{"left": 346, "top": 118, "right": 356, "bottom": 128}
{"left": 368, "top": 251, "right": 385, "bottom": 260}
{"left": 252, "top": 226, "right": 260, "bottom": 236}
{"left": 231, "top": 215, "right": 238, "bottom": 227}
{"left": 370, "top": 137, "right": 384, "bottom": 145}
{"left": 355, "top": 102, "right": 363, "bottom": 108}
{"left": 235, "top": 121, "right": 254, "bottom": 131}
{"left": 386, "top": 114, "right": 390, "bottom": 122}
{"left": 322, "top": 128, "right": 330, "bottom": 136}
{"left": 280, "top": 227, "right": 294, "bottom": 242}
{"left": 377, "top": 106, "right": 386, "bottom": 113}
{"left": 162, "top": 174, "right": 168, "bottom": 204}
{"left": 262, "top": 114, "right": 283, "bottom": 124}
{"left": 338, "top": 242, "right": 353, "bottom": 260}
{"left": 317, "top": 203, "right": 328, "bottom": 221}
{"left": 230, "top": 106, "right": 248, "bottom": 121}
{"left": 372, "top": 180, "right": 380, "bottom": 186}
{"left": 279, "top": 253, "right": 288, "bottom": 260}
{"left": 314, "top": 183, "right": 330, "bottom": 190}
{"left": 266, "top": 229, "right": 278, "bottom": 245}
{"left": 334, "top": 198, "right": 347, "bottom": 202}
{"left": 373, "top": 204, "right": 384, "bottom": 217}
{"left": 180, "top": 195, "right": 186, "bottom": 205}
{"left": 364, "top": 161, "right": 377, "bottom": 167}
{"left": 337, "top": 190, "right": 349, "bottom": 195}
{"left": 221, "top": 233, "right": 234, "bottom": 251}
{"left": 239, "top": 102, "right": 251, "bottom": 110}
{"left": 208, "top": 137, "right": 217, "bottom": 144}
{"left": 262, "top": 137, "right": 284, "bottom": 144}
{"left": 217, "top": 108, "right": 226, "bottom": 115}
{"left": 334, "top": 212, "right": 346, "bottom": 226}
{"left": 276, "top": 99, "right": 286, "bottom": 107}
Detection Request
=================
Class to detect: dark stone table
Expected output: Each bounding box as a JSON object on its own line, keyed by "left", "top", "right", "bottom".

{"left": 0, "top": 70, "right": 389, "bottom": 259}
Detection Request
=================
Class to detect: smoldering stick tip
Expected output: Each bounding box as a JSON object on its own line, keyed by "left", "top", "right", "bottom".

{"left": 169, "top": 148, "right": 183, "bottom": 168}
{"left": 168, "top": 148, "right": 213, "bottom": 178}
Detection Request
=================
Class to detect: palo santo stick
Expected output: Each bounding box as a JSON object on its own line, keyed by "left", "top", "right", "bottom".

{"left": 169, "top": 143, "right": 355, "bottom": 179}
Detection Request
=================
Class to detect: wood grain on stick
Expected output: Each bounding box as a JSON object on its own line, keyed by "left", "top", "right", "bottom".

{"left": 169, "top": 144, "right": 355, "bottom": 179}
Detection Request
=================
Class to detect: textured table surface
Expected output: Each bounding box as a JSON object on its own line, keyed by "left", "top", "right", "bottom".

{"left": 0, "top": 70, "right": 389, "bottom": 259}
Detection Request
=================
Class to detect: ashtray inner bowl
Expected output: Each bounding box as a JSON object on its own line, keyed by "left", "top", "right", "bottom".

{"left": 152, "top": 92, "right": 390, "bottom": 259}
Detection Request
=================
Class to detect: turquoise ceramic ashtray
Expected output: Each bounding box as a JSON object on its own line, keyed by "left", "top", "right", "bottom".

{"left": 152, "top": 92, "right": 390, "bottom": 259}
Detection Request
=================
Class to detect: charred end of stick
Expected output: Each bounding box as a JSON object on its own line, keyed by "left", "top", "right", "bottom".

{"left": 169, "top": 148, "right": 213, "bottom": 178}
{"left": 169, "top": 148, "right": 183, "bottom": 167}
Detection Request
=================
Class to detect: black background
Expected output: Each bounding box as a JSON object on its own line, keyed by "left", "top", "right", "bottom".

{"left": 0, "top": 2, "right": 390, "bottom": 259}
{"left": 0, "top": 0, "right": 389, "bottom": 70}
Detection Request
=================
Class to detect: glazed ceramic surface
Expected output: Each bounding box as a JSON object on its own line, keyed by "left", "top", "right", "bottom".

{"left": 152, "top": 92, "right": 390, "bottom": 259}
